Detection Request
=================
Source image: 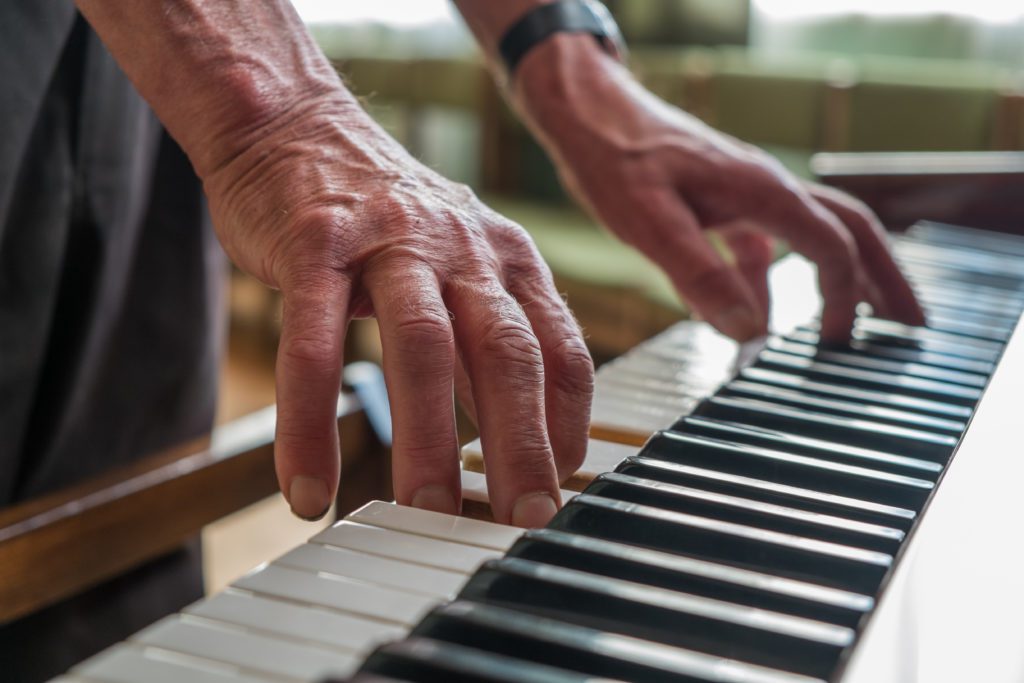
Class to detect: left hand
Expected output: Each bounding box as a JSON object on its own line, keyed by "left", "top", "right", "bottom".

{"left": 512, "top": 35, "right": 924, "bottom": 341}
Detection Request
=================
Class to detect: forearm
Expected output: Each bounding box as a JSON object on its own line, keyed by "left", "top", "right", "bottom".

{"left": 74, "top": 0, "right": 371, "bottom": 179}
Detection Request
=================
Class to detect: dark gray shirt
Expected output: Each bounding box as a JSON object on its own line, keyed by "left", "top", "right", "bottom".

{"left": 1, "top": 5, "right": 224, "bottom": 678}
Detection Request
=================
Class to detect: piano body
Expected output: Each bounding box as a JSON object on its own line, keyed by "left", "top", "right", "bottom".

{"left": 48, "top": 220, "right": 1024, "bottom": 683}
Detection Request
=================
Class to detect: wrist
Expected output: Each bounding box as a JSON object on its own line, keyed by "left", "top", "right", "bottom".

{"left": 183, "top": 72, "right": 364, "bottom": 180}
{"left": 511, "top": 32, "right": 631, "bottom": 146}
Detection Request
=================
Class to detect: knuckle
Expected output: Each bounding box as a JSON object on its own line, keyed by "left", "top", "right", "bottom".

{"left": 490, "top": 221, "right": 538, "bottom": 256}
{"left": 548, "top": 336, "right": 595, "bottom": 401}
{"left": 280, "top": 335, "right": 340, "bottom": 375}
{"left": 683, "top": 262, "right": 736, "bottom": 293}
{"left": 827, "top": 229, "right": 860, "bottom": 271}
{"left": 392, "top": 310, "right": 454, "bottom": 348}
{"left": 479, "top": 316, "right": 544, "bottom": 380}
{"left": 450, "top": 182, "right": 479, "bottom": 203}
{"left": 399, "top": 439, "right": 458, "bottom": 466}
{"left": 275, "top": 421, "right": 331, "bottom": 454}
{"left": 287, "top": 208, "right": 349, "bottom": 259}
{"left": 501, "top": 440, "right": 556, "bottom": 476}
{"left": 389, "top": 311, "right": 456, "bottom": 375}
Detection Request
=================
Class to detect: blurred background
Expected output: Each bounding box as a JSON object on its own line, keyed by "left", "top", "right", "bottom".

{"left": 207, "top": 0, "right": 1024, "bottom": 591}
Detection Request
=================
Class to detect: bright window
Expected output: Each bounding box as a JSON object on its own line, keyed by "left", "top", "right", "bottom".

{"left": 754, "top": 0, "right": 1024, "bottom": 23}
{"left": 291, "top": 0, "right": 455, "bottom": 26}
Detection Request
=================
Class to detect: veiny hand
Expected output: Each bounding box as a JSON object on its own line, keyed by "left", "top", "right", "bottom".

{"left": 204, "top": 97, "right": 593, "bottom": 525}
{"left": 514, "top": 37, "right": 925, "bottom": 341}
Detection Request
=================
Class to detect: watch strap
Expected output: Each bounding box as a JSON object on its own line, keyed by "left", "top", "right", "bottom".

{"left": 499, "top": 0, "right": 625, "bottom": 79}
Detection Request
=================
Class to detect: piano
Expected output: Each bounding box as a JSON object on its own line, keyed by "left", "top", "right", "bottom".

{"left": 51, "top": 221, "right": 1024, "bottom": 683}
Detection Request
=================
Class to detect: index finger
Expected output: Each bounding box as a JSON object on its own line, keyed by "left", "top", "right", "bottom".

{"left": 631, "top": 190, "right": 766, "bottom": 340}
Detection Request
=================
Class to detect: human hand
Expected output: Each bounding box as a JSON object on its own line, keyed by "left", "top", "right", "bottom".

{"left": 204, "top": 97, "right": 592, "bottom": 525}
{"left": 512, "top": 36, "right": 924, "bottom": 341}
{"left": 72, "top": 0, "right": 591, "bottom": 526}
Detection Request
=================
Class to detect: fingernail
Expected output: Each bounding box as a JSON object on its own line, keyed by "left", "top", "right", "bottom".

{"left": 411, "top": 485, "right": 458, "bottom": 515}
{"left": 289, "top": 476, "right": 331, "bottom": 521}
{"left": 712, "top": 306, "right": 761, "bottom": 341}
{"left": 511, "top": 493, "right": 558, "bottom": 528}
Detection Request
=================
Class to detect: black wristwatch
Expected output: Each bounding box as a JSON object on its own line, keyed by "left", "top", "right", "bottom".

{"left": 498, "top": 0, "right": 627, "bottom": 80}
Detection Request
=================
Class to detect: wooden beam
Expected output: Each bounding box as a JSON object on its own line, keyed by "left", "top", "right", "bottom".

{"left": 0, "top": 395, "right": 376, "bottom": 624}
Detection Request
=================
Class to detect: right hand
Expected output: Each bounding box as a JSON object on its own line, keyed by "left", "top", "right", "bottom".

{"left": 204, "top": 96, "right": 593, "bottom": 527}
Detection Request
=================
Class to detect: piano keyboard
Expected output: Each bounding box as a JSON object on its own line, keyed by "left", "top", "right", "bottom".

{"left": 56, "top": 221, "right": 1024, "bottom": 683}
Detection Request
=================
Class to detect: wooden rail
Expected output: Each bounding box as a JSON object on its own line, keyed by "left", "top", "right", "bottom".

{"left": 0, "top": 394, "right": 384, "bottom": 624}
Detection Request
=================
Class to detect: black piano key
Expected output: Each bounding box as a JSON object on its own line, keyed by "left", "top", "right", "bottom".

{"left": 906, "top": 222, "right": 1024, "bottom": 258}
{"left": 756, "top": 350, "right": 983, "bottom": 405}
{"left": 899, "top": 259, "right": 1024, "bottom": 293}
{"left": 507, "top": 528, "right": 873, "bottom": 628}
{"left": 894, "top": 237, "right": 1024, "bottom": 278}
{"left": 584, "top": 473, "right": 904, "bottom": 554}
{"left": 360, "top": 638, "right": 606, "bottom": 683}
{"left": 899, "top": 256, "right": 1024, "bottom": 293}
{"left": 643, "top": 430, "right": 935, "bottom": 508}
{"left": 548, "top": 494, "right": 891, "bottom": 593}
{"left": 458, "top": 558, "right": 852, "bottom": 679}
{"left": 909, "top": 276, "right": 1024, "bottom": 310}
{"left": 825, "top": 325, "right": 1003, "bottom": 363}
{"left": 875, "top": 300, "right": 1013, "bottom": 342}
{"left": 413, "top": 602, "right": 823, "bottom": 683}
{"left": 783, "top": 330, "right": 996, "bottom": 377}
{"left": 912, "top": 283, "right": 1024, "bottom": 317}
{"left": 674, "top": 416, "right": 942, "bottom": 478}
{"left": 694, "top": 395, "right": 958, "bottom": 460}
{"left": 615, "top": 456, "right": 916, "bottom": 531}
{"left": 920, "top": 303, "right": 1019, "bottom": 334}
{"left": 738, "top": 366, "right": 974, "bottom": 419}
{"left": 848, "top": 316, "right": 1012, "bottom": 354}
{"left": 765, "top": 338, "right": 988, "bottom": 388}
{"left": 722, "top": 379, "right": 965, "bottom": 435}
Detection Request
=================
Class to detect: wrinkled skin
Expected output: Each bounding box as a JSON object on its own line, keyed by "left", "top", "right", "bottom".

{"left": 74, "top": 0, "right": 922, "bottom": 528}
{"left": 202, "top": 97, "right": 593, "bottom": 526}
{"left": 511, "top": 35, "right": 925, "bottom": 341}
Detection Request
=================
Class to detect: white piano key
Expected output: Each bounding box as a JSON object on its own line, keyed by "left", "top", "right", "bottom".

{"left": 592, "top": 390, "right": 688, "bottom": 419}
{"left": 595, "top": 371, "right": 713, "bottom": 401}
{"left": 603, "top": 353, "right": 731, "bottom": 386}
{"left": 74, "top": 643, "right": 272, "bottom": 683}
{"left": 311, "top": 521, "right": 500, "bottom": 574}
{"left": 459, "top": 458, "right": 581, "bottom": 503}
{"left": 593, "top": 379, "right": 698, "bottom": 412}
{"left": 133, "top": 616, "right": 359, "bottom": 681}
{"left": 233, "top": 564, "right": 434, "bottom": 626}
{"left": 275, "top": 543, "right": 464, "bottom": 598}
{"left": 186, "top": 589, "right": 406, "bottom": 654}
{"left": 347, "top": 501, "right": 521, "bottom": 551}
{"left": 590, "top": 395, "right": 682, "bottom": 438}
{"left": 573, "top": 438, "right": 638, "bottom": 477}
{"left": 458, "top": 471, "right": 589, "bottom": 507}
{"left": 462, "top": 437, "right": 634, "bottom": 484}
{"left": 630, "top": 347, "right": 738, "bottom": 376}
